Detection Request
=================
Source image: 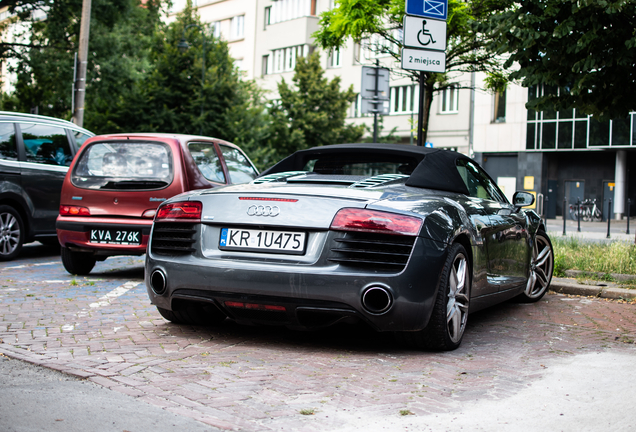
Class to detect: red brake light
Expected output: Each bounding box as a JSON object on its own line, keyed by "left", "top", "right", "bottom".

{"left": 239, "top": 197, "right": 298, "bottom": 202}
{"left": 60, "top": 205, "right": 90, "bottom": 216}
{"left": 330, "top": 208, "right": 422, "bottom": 236}
{"left": 155, "top": 201, "right": 202, "bottom": 221}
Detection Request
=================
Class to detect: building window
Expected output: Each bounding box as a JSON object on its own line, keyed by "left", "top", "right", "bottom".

{"left": 271, "top": 45, "right": 308, "bottom": 73}
{"left": 440, "top": 85, "right": 459, "bottom": 113}
{"left": 525, "top": 85, "right": 636, "bottom": 150}
{"left": 328, "top": 48, "right": 341, "bottom": 68}
{"left": 269, "top": 0, "right": 313, "bottom": 25}
{"left": 262, "top": 55, "right": 270, "bottom": 76}
{"left": 264, "top": 6, "right": 271, "bottom": 28}
{"left": 390, "top": 85, "right": 418, "bottom": 114}
{"left": 230, "top": 15, "right": 245, "bottom": 40}
{"left": 210, "top": 21, "right": 221, "bottom": 38}
{"left": 363, "top": 31, "right": 400, "bottom": 60}
{"left": 493, "top": 90, "right": 506, "bottom": 123}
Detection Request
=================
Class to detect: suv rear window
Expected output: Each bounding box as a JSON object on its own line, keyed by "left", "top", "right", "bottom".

{"left": 71, "top": 142, "right": 173, "bottom": 190}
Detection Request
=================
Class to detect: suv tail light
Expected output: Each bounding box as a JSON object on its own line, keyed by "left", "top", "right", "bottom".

{"left": 60, "top": 205, "right": 90, "bottom": 216}
{"left": 330, "top": 208, "right": 422, "bottom": 236}
{"left": 155, "top": 201, "right": 202, "bottom": 222}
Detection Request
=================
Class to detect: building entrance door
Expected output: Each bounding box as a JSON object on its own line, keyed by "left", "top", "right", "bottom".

{"left": 564, "top": 180, "right": 585, "bottom": 219}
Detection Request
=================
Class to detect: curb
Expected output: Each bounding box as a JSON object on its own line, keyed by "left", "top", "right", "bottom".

{"left": 563, "top": 269, "right": 636, "bottom": 282}
{"left": 550, "top": 278, "right": 636, "bottom": 300}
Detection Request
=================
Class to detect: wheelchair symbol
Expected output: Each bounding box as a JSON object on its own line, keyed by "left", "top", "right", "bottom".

{"left": 417, "top": 20, "right": 436, "bottom": 46}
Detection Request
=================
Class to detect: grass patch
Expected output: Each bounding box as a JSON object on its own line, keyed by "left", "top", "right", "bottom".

{"left": 299, "top": 408, "right": 315, "bottom": 415}
{"left": 552, "top": 238, "right": 636, "bottom": 276}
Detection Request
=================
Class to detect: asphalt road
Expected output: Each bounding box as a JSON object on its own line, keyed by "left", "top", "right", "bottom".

{"left": 0, "top": 242, "right": 635, "bottom": 431}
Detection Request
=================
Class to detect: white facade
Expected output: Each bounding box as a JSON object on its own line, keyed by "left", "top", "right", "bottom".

{"left": 168, "top": 0, "right": 500, "bottom": 155}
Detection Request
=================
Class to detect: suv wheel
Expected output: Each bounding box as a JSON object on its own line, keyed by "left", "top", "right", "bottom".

{"left": 61, "top": 247, "right": 96, "bottom": 275}
{"left": 0, "top": 205, "right": 24, "bottom": 261}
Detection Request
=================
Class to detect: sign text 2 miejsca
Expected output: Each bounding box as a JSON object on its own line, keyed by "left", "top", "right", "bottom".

{"left": 401, "top": 48, "right": 446, "bottom": 73}
{"left": 219, "top": 227, "right": 306, "bottom": 255}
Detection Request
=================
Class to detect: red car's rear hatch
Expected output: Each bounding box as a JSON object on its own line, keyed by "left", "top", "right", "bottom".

{"left": 62, "top": 139, "right": 185, "bottom": 218}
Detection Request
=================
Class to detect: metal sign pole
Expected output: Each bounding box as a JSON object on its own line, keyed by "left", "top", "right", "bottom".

{"left": 416, "top": 71, "right": 426, "bottom": 146}
{"left": 373, "top": 60, "right": 379, "bottom": 143}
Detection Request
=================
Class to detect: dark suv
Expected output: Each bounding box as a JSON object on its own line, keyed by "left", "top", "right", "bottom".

{"left": 0, "top": 111, "right": 94, "bottom": 260}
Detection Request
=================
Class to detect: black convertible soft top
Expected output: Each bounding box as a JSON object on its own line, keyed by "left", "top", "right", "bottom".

{"left": 260, "top": 143, "right": 473, "bottom": 195}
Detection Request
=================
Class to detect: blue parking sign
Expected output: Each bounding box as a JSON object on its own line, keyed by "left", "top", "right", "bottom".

{"left": 406, "top": 0, "right": 448, "bottom": 20}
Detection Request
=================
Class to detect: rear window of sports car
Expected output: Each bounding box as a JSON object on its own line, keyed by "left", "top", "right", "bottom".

{"left": 71, "top": 142, "right": 173, "bottom": 190}
{"left": 302, "top": 153, "right": 418, "bottom": 176}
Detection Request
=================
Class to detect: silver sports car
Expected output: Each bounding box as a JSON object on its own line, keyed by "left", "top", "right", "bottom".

{"left": 145, "top": 144, "right": 553, "bottom": 351}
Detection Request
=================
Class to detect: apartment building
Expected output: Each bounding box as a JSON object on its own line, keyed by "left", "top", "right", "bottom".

{"left": 169, "top": 0, "right": 471, "bottom": 155}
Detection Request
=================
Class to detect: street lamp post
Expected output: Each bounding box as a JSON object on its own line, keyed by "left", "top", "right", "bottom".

{"left": 178, "top": 24, "right": 206, "bottom": 135}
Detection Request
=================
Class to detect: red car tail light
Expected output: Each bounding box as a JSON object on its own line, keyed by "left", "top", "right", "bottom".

{"left": 155, "top": 201, "right": 202, "bottom": 222}
{"left": 330, "top": 208, "right": 422, "bottom": 236}
{"left": 59, "top": 205, "right": 90, "bottom": 216}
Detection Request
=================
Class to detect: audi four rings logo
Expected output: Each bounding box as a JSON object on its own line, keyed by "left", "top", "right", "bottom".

{"left": 247, "top": 205, "right": 280, "bottom": 217}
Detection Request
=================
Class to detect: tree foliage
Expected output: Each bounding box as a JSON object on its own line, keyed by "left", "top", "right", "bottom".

{"left": 2, "top": 0, "right": 271, "bottom": 167}
{"left": 313, "top": 0, "right": 507, "bottom": 143}
{"left": 265, "top": 52, "right": 365, "bottom": 165}
{"left": 101, "top": 3, "right": 271, "bottom": 166}
{"left": 474, "top": 0, "right": 636, "bottom": 119}
{"left": 2, "top": 0, "right": 162, "bottom": 128}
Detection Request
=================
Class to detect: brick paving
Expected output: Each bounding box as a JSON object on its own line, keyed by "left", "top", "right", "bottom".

{"left": 1, "top": 244, "right": 635, "bottom": 430}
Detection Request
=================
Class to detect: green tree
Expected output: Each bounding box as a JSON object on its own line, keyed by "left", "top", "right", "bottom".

{"left": 313, "top": 0, "right": 507, "bottom": 143}
{"left": 474, "top": 0, "right": 636, "bottom": 119}
{"left": 106, "top": 3, "right": 271, "bottom": 160}
{"left": 266, "top": 52, "right": 365, "bottom": 165}
{"left": 2, "top": 0, "right": 163, "bottom": 129}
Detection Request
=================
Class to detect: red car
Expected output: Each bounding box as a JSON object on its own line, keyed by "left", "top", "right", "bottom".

{"left": 56, "top": 133, "right": 258, "bottom": 275}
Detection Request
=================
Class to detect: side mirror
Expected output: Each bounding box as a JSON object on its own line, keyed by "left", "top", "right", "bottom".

{"left": 512, "top": 191, "right": 535, "bottom": 210}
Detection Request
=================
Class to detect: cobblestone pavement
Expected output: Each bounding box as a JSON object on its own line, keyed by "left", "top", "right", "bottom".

{"left": 1, "top": 243, "right": 635, "bottom": 431}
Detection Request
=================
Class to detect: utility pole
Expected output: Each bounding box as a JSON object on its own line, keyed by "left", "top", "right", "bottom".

{"left": 72, "top": 0, "right": 92, "bottom": 127}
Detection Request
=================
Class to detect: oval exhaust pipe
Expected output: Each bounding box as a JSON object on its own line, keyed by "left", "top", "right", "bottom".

{"left": 362, "top": 286, "right": 393, "bottom": 314}
{"left": 150, "top": 269, "right": 167, "bottom": 295}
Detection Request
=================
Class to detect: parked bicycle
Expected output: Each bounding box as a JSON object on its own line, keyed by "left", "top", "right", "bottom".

{"left": 569, "top": 199, "right": 602, "bottom": 222}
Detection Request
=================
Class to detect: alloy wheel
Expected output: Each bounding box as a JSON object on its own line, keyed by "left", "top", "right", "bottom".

{"left": 525, "top": 233, "right": 554, "bottom": 299}
{"left": 447, "top": 253, "right": 469, "bottom": 344}
{"left": 0, "top": 212, "right": 20, "bottom": 256}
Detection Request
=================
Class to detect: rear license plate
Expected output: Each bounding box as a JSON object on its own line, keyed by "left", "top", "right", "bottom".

{"left": 89, "top": 229, "right": 141, "bottom": 245}
{"left": 219, "top": 228, "right": 306, "bottom": 255}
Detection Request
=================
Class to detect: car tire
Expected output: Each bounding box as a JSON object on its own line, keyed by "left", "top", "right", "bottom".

{"left": 61, "top": 247, "right": 96, "bottom": 275}
{"left": 397, "top": 243, "right": 471, "bottom": 351}
{"left": 156, "top": 303, "right": 226, "bottom": 326}
{"left": 516, "top": 230, "right": 553, "bottom": 303}
{"left": 0, "top": 205, "right": 25, "bottom": 261}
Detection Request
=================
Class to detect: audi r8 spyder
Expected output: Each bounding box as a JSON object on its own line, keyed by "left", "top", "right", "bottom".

{"left": 145, "top": 144, "right": 554, "bottom": 351}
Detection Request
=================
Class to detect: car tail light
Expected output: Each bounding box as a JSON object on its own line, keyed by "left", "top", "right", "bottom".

{"left": 155, "top": 201, "right": 202, "bottom": 222}
{"left": 330, "top": 208, "right": 422, "bottom": 236}
{"left": 59, "top": 205, "right": 90, "bottom": 216}
{"left": 224, "top": 301, "right": 286, "bottom": 312}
